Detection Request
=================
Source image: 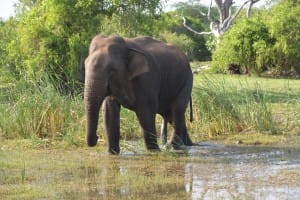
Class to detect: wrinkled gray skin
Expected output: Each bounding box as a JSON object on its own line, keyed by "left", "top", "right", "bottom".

{"left": 160, "top": 97, "right": 193, "bottom": 145}
{"left": 84, "top": 35, "right": 193, "bottom": 154}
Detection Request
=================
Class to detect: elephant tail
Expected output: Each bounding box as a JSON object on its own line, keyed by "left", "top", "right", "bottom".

{"left": 189, "top": 96, "right": 193, "bottom": 122}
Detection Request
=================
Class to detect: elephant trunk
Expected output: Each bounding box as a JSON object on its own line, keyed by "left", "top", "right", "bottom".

{"left": 84, "top": 79, "right": 106, "bottom": 147}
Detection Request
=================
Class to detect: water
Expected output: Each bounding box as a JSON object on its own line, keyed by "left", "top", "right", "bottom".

{"left": 183, "top": 143, "right": 300, "bottom": 199}
{"left": 83, "top": 143, "right": 300, "bottom": 199}
{"left": 1, "top": 142, "right": 300, "bottom": 199}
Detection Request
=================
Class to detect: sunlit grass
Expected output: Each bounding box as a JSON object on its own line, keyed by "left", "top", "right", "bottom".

{"left": 191, "top": 74, "right": 300, "bottom": 139}
{"left": 0, "top": 79, "right": 86, "bottom": 146}
{"left": 0, "top": 74, "right": 300, "bottom": 146}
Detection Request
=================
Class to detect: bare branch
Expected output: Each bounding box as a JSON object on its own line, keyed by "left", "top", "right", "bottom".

{"left": 220, "top": 0, "right": 259, "bottom": 32}
{"left": 207, "top": 0, "right": 213, "bottom": 22}
{"left": 182, "top": 16, "right": 213, "bottom": 35}
{"left": 199, "top": 0, "right": 213, "bottom": 21}
{"left": 199, "top": 11, "right": 207, "bottom": 16}
{"left": 247, "top": 0, "right": 260, "bottom": 17}
{"left": 181, "top": 0, "right": 261, "bottom": 37}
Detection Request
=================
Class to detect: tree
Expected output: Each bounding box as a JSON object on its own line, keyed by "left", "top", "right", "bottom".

{"left": 211, "top": 0, "right": 300, "bottom": 76}
{"left": 181, "top": 0, "right": 261, "bottom": 37}
{"left": 158, "top": 3, "right": 212, "bottom": 60}
{"left": 1, "top": 0, "right": 162, "bottom": 93}
{"left": 211, "top": 15, "right": 273, "bottom": 74}
{"left": 267, "top": 0, "right": 300, "bottom": 75}
{"left": 0, "top": 18, "right": 19, "bottom": 79}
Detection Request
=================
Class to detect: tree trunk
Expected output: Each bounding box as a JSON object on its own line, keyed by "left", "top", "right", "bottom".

{"left": 181, "top": 0, "right": 261, "bottom": 37}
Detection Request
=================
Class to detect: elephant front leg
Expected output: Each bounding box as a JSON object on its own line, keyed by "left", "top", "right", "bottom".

{"left": 136, "top": 109, "right": 159, "bottom": 151}
{"left": 102, "top": 96, "right": 121, "bottom": 154}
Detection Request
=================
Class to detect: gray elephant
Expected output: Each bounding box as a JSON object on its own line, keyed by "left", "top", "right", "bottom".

{"left": 84, "top": 35, "right": 193, "bottom": 154}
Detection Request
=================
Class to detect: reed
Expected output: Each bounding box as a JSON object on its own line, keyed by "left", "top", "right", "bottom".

{"left": 1, "top": 74, "right": 299, "bottom": 144}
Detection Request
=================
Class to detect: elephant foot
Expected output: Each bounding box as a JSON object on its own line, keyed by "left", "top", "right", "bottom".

{"left": 87, "top": 134, "right": 99, "bottom": 147}
{"left": 170, "top": 135, "right": 185, "bottom": 149}
{"left": 143, "top": 131, "right": 160, "bottom": 151}
{"left": 108, "top": 145, "right": 120, "bottom": 155}
{"left": 148, "top": 148, "right": 161, "bottom": 153}
{"left": 171, "top": 143, "right": 186, "bottom": 151}
{"left": 183, "top": 138, "right": 193, "bottom": 146}
{"left": 163, "top": 142, "right": 187, "bottom": 153}
{"left": 108, "top": 148, "right": 120, "bottom": 155}
{"left": 146, "top": 143, "right": 160, "bottom": 152}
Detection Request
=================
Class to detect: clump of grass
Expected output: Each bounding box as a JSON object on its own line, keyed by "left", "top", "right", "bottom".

{"left": 120, "top": 109, "right": 140, "bottom": 140}
{"left": 238, "top": 81, "right": 276, "bottom": 134}
{"left": 192, "top": 75, "right": 242, "bottom": 138}
{"left": 191, "top": 74, "right": 300, "bottom": 140}
{"left": 0, "top": 78, "right": 85, "bottom": 146}
{"left": 1, "top": 74, "right": 299, "bottom": 145}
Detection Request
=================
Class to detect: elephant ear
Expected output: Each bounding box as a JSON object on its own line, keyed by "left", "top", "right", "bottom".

{"left": 127, "top": 48, "right": 150, "bottom": 80}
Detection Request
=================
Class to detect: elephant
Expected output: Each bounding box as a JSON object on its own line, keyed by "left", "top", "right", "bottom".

{"left": 84, "top": 35, "right": 193, "bottom": 154}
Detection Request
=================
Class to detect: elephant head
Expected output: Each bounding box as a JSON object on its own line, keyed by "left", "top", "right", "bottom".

{"left": 84, "top": 35, "right": 149, "bottom": 147}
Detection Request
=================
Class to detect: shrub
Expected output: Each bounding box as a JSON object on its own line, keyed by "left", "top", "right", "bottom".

{"left": 211, "top": 17, "right": 273, "bottom": 75}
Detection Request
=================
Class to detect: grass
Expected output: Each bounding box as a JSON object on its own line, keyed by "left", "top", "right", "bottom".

{"left": 1, "top": 74, "right": 300, "bottom": 146}
{"left": 0, "top": 78, "right": 86, "bottom": 146}
{"left": 192, "top": 74, "right": 300, "bottom": 139}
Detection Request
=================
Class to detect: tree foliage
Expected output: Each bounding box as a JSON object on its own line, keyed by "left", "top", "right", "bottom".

{"left": 211, "top": 16, "right": 273, "bottom": 74}
{"left": 267, "top": 0, "right": 300, "bottom": 75}
{"left": 1, "top": 0, "right": 300, "bottom": 86}
{"left": 211, "top": 0, "right": 300, "bottom": 76}
{"left": 158, "top": 2, "right": 213, "bottom": 61}
{"left": 0, "top": 0, "right": 162, "bottom": 93}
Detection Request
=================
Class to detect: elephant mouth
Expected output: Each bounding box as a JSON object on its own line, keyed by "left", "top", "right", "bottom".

{"left": 106, "top": 84, "right": 135, "bottom": 108}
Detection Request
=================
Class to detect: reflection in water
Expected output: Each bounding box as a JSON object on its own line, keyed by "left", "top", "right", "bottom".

{"left": 82, "top": 156, "right": 188, "bottom": 199}
{"left": 84, "top": 160, "right": 128, "bottom": 199}
{"left": 80, "top": 144, "right": 300, "bottom": 199}
{"left": 184, "top": 144, "right": 300, "bottom": 200}
{"left": 85, "top": 166, "right": 101, "bottom": 198}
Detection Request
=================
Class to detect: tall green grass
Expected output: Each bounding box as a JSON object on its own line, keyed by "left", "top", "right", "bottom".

{"left": 0, "top": 75, "right": 299, "bottom": 145}
{"left": 0, "top": 79, "right": 85, "bottom": 146}
{"left": 192, "top": 75, "right": 300, "bottom": 139}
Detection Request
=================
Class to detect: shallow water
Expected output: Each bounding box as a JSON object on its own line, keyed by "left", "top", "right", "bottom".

{"left": 184, "top": 143, "right": 300, "bottom": 199}
{"left": 1, "top": 142, "right": 300, "bottom": 199}
{"left": 82, "top": 143, "right": 300, "bottom": 199}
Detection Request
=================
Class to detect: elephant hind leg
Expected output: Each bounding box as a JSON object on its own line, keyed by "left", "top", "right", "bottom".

{"left": 170, "top": 104, "right": 193, "bottom": 148}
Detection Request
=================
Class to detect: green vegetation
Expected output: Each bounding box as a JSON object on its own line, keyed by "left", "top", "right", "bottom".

{"left": 192, "top": 74, "right": 300, "bottom": 141}
{"left": 0, "top": 0, "right": 299, "bottom": 146}
{"left": 212, "top": 0, "right": 300, "bottom": 75}
{"left": 0, "top": 0, "right": 164, "bottom": 93}
{"left": 1, "top": 74, "right": 299, "bottom": 147}
{"left": 1, "top": 1, "right": 300, "bottom": 199}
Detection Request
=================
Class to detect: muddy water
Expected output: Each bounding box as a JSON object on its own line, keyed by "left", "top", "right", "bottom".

{"left": 1, "top": 142, "right": 300, "bottom": 199}
{"left": 184, "top": 143, "right": 300, "bottom": 199}
{"left": 80, "top": 143, "right": 300, "bottom": 200}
